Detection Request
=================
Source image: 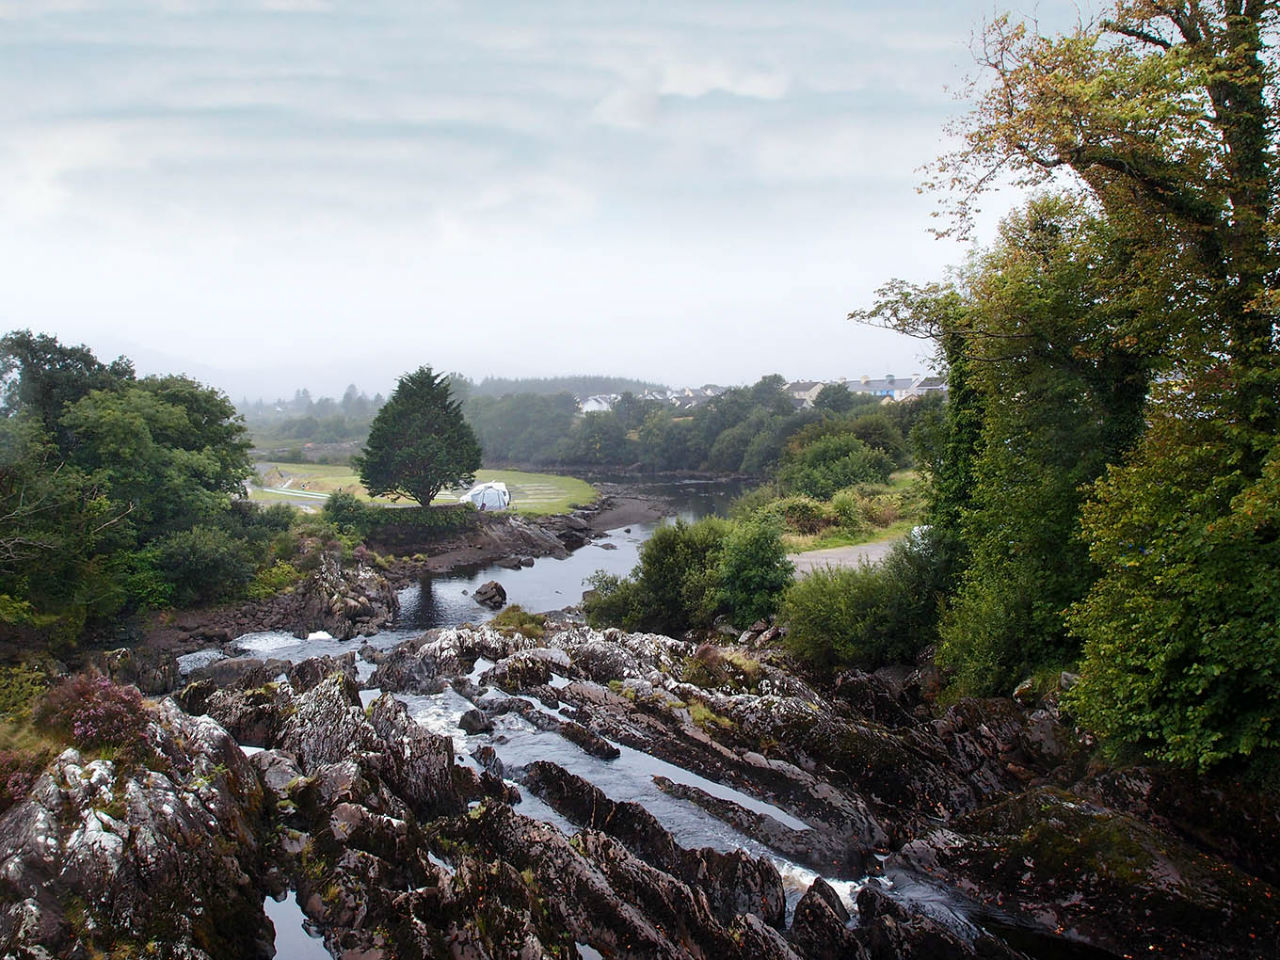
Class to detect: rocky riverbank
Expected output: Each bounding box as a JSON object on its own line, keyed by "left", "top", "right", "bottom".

{"left": 130, "top": 492, "right": 669, "bottom": 659}
{"left": 6, "top": 621, "right": 1278, "bottom": 959}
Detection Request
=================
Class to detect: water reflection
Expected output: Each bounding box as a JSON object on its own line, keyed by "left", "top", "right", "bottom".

{"left": 396, "top": 478, "right": 750, "bottom": 630}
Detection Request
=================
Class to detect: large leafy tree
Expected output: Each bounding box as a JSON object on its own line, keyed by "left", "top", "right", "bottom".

{"left": 356, "top": 367, "right": 481, "bottom": 505}
{"left": 935, "top": 2, "right": 1280, "bottom": 771}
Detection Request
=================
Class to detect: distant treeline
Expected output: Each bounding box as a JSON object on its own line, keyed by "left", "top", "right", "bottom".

{"left": 241, "top": 386, "right": 385, "bottom": 447}
{"left": 239, "top": 374, "right": 941, "bottom": 476}
{"left": 465, "top": 375, "right": 940, "bottom": 474}
{"left": 463, "top": 375, "right": 666, "bottom": 399}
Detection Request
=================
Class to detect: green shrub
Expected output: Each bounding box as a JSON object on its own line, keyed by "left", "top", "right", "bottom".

{"left": 781, "top": 535, "right": 944, "bottom": 669}
{"left": 246, "top": 560, "right": 304, "bottom": 601}
{"left": 582, "top": 572, "right": 647, "bottom": 631}
{"left": 154, "top": 525, "right": 255, "bottom": 607}
{"left": 763, "top": 496, "right": 836, "bottom": 535}
{"left": 716, "top": 518, "right": 792, "bottom": 626}
{"left": 830, "top": 488, "right": 868, "bottom": 531}
{"left": 0, "top": 663, "right": 48, "bottom": 720}
{"left": 321, "top": 490, "right": 370, "bottom": 532}
{"left": 583, "top": 518, "right": 730, "bottom": 635}
{"left": 776, "top": 434, "right": 894, "bottom": 499}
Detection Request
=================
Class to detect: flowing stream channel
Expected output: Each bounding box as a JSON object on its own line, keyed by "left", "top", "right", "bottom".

{"left": 185, "top": 480, "right": 976, "bottom": 956}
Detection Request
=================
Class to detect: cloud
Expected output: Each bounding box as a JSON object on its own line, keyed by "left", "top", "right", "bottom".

{"left": 0, "top": 0, "right": 1051, "bottom": 396}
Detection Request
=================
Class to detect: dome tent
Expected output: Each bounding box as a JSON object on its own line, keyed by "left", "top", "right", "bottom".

{"left": 458, "top": 481, "right": 510, "bottom": 511}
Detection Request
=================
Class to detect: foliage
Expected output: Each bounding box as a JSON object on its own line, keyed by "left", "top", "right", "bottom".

{"left": 775, "top": 433, "right": 893, "bottom": 499}
{"left": 780, "top": 534, "right": 945, "bottom": 670}
{"left": 1066, "top": 387, "right": 1280, "bottom": 775}
{"left": 356, "top": 366, "right": 482, "bottom": 506}
{"left": 488, "top": 605, "right": 547, "bottom": 640}
{"left": 923, "top": 198, "right": 1152, "bottom": 695}
{"left": 583, "top": 518, "right": 729, "bottom": 634}
{"left": 0, "top": 329, "right": 134, "bottom": 450}
{"left": 715, "top": 519, "right": 792, "bottom": 626}
{"left": 0, "top": 747, "right": 48, "bottom": 815}
{"left": 153, "top": 525, "right": 256, "bottom": 607}
{"left": 246, "top": 560, "right": 304, "bottom": 601}
{"left": 0, "top": 663, "right": 48, "bottom": 720}
{"left": 322, "top": 490, "right": 371, "bottom": 532}
{"left": 34, "top": 674, "right": 147, "bottom": 751}
{"left": 760, "top": 496, "right": 837, "bottom": 536}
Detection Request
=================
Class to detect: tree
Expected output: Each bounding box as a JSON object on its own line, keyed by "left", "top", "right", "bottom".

{"left": 716, "top": 518, "right": 792, "bottom": 626}
{"left": 931, "top": 2, "right": 1280, "bottom": 770}
{"left": 812, "top": 383, "right": 856, "bottom": 414}
{"left": 356, "top": 366, "right": 481, "bottom": 505}
{"left": 1, "top": 330, "right": 134, "bottom": 450}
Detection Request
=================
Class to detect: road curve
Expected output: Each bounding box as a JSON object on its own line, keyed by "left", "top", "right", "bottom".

{"left": 787, "top": 536, "right": 902, "bottom": 577}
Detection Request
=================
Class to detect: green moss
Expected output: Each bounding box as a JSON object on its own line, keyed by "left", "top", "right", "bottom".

{"left": 689, "top": 701, "right": 734, "bottom": 733}
{"left": 488, "top": 605, "right": 547, "bottom": 640}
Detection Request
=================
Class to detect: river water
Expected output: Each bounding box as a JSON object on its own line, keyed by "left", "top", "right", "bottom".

{"left": 220, "top": 479, "right": 978, "bottom": 954}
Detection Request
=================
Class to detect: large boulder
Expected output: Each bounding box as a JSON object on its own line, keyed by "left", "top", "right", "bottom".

{"left": 893, "top": 786, "right": 1280, "bottom": 959}
{"left": 0, "top": 701, "right": 272, "bottom": 959}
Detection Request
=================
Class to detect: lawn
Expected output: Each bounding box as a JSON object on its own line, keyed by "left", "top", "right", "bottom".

{"left": 249, "top": 463, "right": 596, "bottom": 517}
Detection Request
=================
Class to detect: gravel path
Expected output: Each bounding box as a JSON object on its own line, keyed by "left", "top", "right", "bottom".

{"left": 788, "top": 536, "right": 902, "bottom": 576}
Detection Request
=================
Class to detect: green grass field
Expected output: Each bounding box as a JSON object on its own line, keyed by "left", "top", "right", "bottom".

{"left": 249, "top": 463, "right": 596, "bottom": 517}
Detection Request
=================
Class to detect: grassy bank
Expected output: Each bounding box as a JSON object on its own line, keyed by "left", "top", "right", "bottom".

{"left": 250, "top": 462, "right": 596, "bottom": 517}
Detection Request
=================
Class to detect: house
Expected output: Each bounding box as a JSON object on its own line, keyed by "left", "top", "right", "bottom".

{"left": 785, "top": 380, "right": 826, "bottom": 408}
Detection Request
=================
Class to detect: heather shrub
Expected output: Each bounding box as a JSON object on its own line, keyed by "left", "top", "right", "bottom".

{"left": 34, "top": 674, "right": 147, "bottom": 751}
{"left": 0, "top": 748, "right": 46, "bottom": 814}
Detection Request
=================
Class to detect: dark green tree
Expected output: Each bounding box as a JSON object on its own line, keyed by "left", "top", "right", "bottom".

{"left": 356, "top": 366, "right": 481, "bottom": 505}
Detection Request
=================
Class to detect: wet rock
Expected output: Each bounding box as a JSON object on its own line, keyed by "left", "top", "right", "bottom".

{"left": 286, "top": 653, "right": 359, "bottom": 693}
{"left": 203, "top": 681, "right": 291, "bottom": 747}
{"left": 278, "top": 673, "right": 378, "bottom": 771}
{"left": 187, "top": 654, "right": 290, "bottom": 689}
{"left": 0, "top": 701, "right": 272, "bottom": 959}
{"left": 790, "top": 878, "right": 862, "bottom": 959}
{"left": 95, "top": 646, "right": 181, "bottom": 695}
{"left": 249, "top": 749, "right": 302, "bottom": 804}
{"left": 458, "top": 708, "right": 494, "bottom": 735}
{"left": 523, "top": 760, "right": 785, "bottom": 929}
{"left": 366, "top": 693, "right": 463, "bottom": 821}
{"left": 652, "top": 775, "right": 866, "bottom": 877}
{"left": 832, "top": 668, "right": 916, "bottom": 727}
{"left": 892, "top": 786, "right": 1280, "bottom": 959}
{"left": 435, "top": 801, "right": 796, "bottom": 959}
{"left": 852, "top": 884, "right": 1014, "bottom": 960}
{"left": 473, "top": 579, "right": 507, "bottom": 609}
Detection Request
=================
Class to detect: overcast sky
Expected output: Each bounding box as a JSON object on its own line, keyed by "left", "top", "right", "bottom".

{"left": 0, "top": 1, "right": 1087, "bottom": 400}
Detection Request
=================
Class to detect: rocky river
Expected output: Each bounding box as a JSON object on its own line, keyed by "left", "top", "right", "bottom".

{"left": 2, "top": 485, "right": 1278, "bottom": 958}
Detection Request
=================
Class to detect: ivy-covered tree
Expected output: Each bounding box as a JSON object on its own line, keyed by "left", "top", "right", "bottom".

{"left": 933, "top": 1, "right": 1280, "bottom": 772}
{"left": 356, "top": 366, "right": 481, "bottom": 505}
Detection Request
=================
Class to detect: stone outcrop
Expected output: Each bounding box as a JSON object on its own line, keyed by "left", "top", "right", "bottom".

{"left": 0, "top": 700, "right": 272, "bottom": 959}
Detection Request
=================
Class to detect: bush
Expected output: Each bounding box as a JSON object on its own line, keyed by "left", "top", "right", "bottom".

{"left": 154, "top": 525, "right": 256, "bottom": 607}
{"left": 0, "top": 663, "right": 49, "bottom": 720}
{"left": 582, "top": 518, "right": 730, "bottom": 635}
{"left": 34, "top": 674, "right": 147, "bottom": 751}
{"left": 0, "top": 748, "right": 47, "bottom": 815}
{"left": 776, "top": 434, "right": 894, "bottom": 499}
{"left": 763, "top": 496, "right": 837, "bottom": 535}
{"left": 716, "top": 518, "right": 792, "bottom": 626}
{"left": 781, "top": 534, "right": 944, "bottom": 669}
{"left": 246, "top": 560, "right": 304, "bottom": 601}
{"left": 582, "top": 572, "right": 647, "bottom": 631}
{"left": 322, "top": 490, "right": 371, "bottom": 532}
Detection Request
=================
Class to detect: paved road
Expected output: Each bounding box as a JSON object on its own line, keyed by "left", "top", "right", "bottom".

{"left": 788, "top": 536, "right": 902, "bottom": 576}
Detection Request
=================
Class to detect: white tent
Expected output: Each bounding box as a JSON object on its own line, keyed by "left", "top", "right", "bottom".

{"left": 458, "top": 481, "right": 511, "bottom": 511}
